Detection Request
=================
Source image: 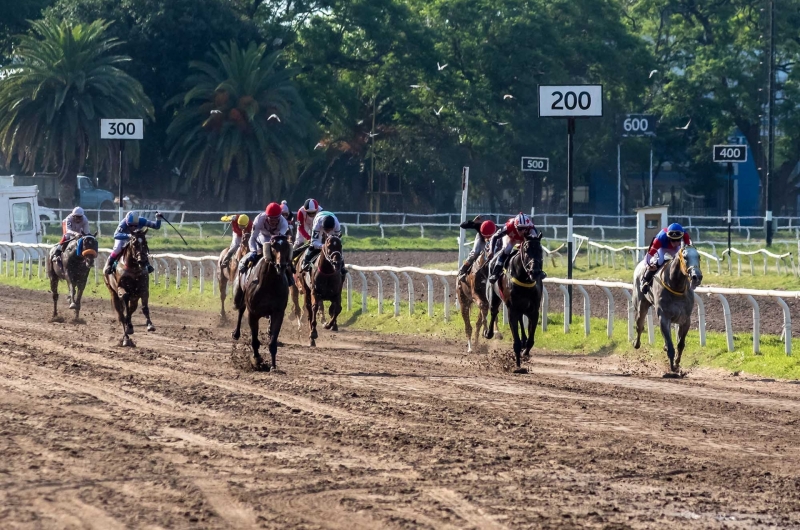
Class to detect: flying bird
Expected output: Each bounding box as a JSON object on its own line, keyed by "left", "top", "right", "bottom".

{"left": 675, "top": 118, "right": 692, "bottom": 130}
{"left": 503, "top": 94, "right": 514, "bottom": 100}
{"left": 434, "top": 106, "right": 444, "bottom": 116}
{"left": 314, "top": 142, "right": 324, "bottom": 150}
{"left": 268, "top": 114, "right": 281, "bottom": 122}
{"left": 210, "top": 110, "right": 222, "bottom": 115}
{"left": 649, "top": 69, "right": 659, "bottom": 79}
{"left": 495, "top": 122, "right": 509, "bottom": 126}
{"left": 437, "top": 62, "right": 448, "bottom": 71}
{"left": 368, "top": 132, "right": 380, "bottom": 138}
{"left": 410, "top": 84, "right": 430, "bottom": 91}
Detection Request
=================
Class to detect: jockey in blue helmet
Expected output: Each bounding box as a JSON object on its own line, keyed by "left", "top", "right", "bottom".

{"left": 641, "top": 222, "right": 692, "bottom": 294}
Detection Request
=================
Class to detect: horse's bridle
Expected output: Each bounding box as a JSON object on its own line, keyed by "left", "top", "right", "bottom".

{"left": 519, "top": 238, "right": 543, "bottom": 281}
{"left": 321, "top": 235, "right": 343, "bottom": 272}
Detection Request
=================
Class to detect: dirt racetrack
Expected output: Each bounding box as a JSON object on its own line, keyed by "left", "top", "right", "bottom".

{"left": 1, "top": 284, "right": 800, "bottom": 529}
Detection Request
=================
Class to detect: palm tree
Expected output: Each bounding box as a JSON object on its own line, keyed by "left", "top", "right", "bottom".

{"left": 0, "top": 19, "right": 154, "bottom": 208}
{"left": 166, "top": 41, "right": 315, "bottom": 205}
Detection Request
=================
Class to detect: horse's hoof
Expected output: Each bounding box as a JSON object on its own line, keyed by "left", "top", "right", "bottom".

{"left": 121, "top": 337, "right": 136, "bottom": 347}
{"left": 522, "top": 353, "right": 531, "bottom": 361}
{"left": 662, "top": 372, "right": 680, "bottom": 379}
{"left": 331, "top": 325, "right": 338, "bottom": 332}
{"left": 324, "top": 322, "right": 332, "bottom": 330}
{"left": 250, "top": 355, "right": 264, "bottom": 370}
{"left": 232, "top": 330, "right": 240, "bottom": 341}
{"left": 494, "top": 332, "right": 504, "bottom": 341}
{"left": 632, "top": 339, "right": 640, "bottom": 349}
{"left": 310, "top": 339, "right": 316, "bottom": 347}
{"left": 513, "top": 367, "right": 529, "bottom": 374}
{"left": 68, "top": 302, "right": 77, "bottom": 310}
{"left": 310, "top": 330, "right": 318, "bottom": 340}
{"left": 146, "top": 324, "right": 156, "bottom": 332}
{"left": 49, "top": 315, "right": 65, "bottom": 323}
{"left": 125, "top": 325, "right": 134, "bottom": 335}
{"left": 72, "top": 317, "right": 86, "bottom": 325}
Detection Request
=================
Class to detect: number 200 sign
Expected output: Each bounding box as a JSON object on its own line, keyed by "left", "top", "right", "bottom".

{"left": 538, "top": 85, "right": 603, "bottom": 118}
{"left": 100, "top": 119, "right": 144, "bottom": 140}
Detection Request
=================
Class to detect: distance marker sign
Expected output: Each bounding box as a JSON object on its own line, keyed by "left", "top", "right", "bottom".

{"left": 538, "top": 85, "right": 603, "bottom": 117}
{"left": 100, "top": 119, "right": 143, "bottom": 140}
{"left": 713, "top": 144, "right": 747, "bottom": 163}
{"left": 521, "top": 157, "right": 549, "bottom": 172}
{"left": 619, "top": 114, "right": 656, "bottom": 137}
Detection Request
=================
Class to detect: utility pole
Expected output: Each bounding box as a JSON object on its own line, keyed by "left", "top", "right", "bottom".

{"left": 766, "top": 0, "right": 776, "bottom": 245}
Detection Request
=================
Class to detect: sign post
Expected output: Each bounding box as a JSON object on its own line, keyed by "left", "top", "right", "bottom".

{"left": 522, "top": 157, "right": 549, "bottom": 218}
{"left": 714, "top": 144, "right": 747, "bottom": 260}
{"left": 101, "top": 119, "right": 143, "bottom": 221}
{"left": 458, "top": 167, "right": 469, "bottom": 268}
{"left": 539, "top": 85, "right": 603, "bottom": 322}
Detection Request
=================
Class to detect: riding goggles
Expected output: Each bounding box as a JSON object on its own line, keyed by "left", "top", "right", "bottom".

{"left": 667, "top": 230, "right": 684, "bottom": 239}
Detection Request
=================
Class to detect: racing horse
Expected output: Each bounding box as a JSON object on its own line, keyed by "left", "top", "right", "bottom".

{"left": 484, "top": 234, "right": 545, "bottom": 372}
{"left": 103, "top": 229, "right": 155, "bottom": 347}
{"left": 633, "top": 244, "right": 703, "bottom": 374}
{"left": 231, "top": 235, "right": 291, "bottom": 371}
{"left": 457, "top": 244, "right": 502, "bottom": 352}
{"left": 296, "top": 235, "right": 344, "bottom": 347}
{"left": 217, "top": 229, "right": 251, "bottom": 322}
{"left": 46, "top": 234, "right": 99, "bottom": 321}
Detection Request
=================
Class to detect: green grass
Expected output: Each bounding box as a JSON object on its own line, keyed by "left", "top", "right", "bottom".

{"left": 6, "top": 261, "right": 800, "bottom": 380}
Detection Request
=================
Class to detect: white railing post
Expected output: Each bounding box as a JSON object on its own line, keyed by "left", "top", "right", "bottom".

{"left": 346, "top": 273, "right": 353, "bottom": 311}
{"left": 440, "top": 276, "right": 450, "bottom": 321}
{"left": 357, "top": 270, "right": 368, "bottom": 314}
{"left": 425, "top": 275, "right": 434, "bottom": 317}
{"left": 620, "top": 289, "right": 633, "bottom": 342}
{"left": 558, "top": 284, "right": 569, "bottom": 333}
{"left": 713, "top": 293, "right": 734, "bottom": 352}
{"left": 541, "top": 285, "right": 549, "bottom": 332}
{"left": 600, "top": 286, "right": 614, "bottom": 338}
{"left": 693, "top": 292, "right": 706, "bottom": 347}
{"left": 745, "top": 295, "right": 760, "bottom": 354}
{"left": 774, "top": 297, "right": 792, "bottom": 356}
{"left": 575, "top": 285, "right": 590, "bottom": 337}
{"left": 646, "top": 308, "right": 654, "bottom": 345}
{"left": 401, "top": 272, "right": 414, "bottom": 315}
{"left": 372, "top": 272, "right": 383, "bottom": 314}
{"left": 388, "top": 271, "right": 400, "bottom": 317}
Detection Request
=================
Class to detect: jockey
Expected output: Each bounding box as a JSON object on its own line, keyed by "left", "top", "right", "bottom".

{"left": 54, "top": 206, "right": 90, "bottom": 260}
{"left": 280, "top": 200, "right": 295, "bottom": 238}
{"left": 487, "top": 213, "right": 538, "bottom": 284}
{"left": 300, "top": 211, "right": 345, "bottom": 275}
{"left": 219, "top": 214, "right": 252, "bottom": 267}
{"left": 641, "top": 223, "right": 693, "bottom": 294}
{"left": 239, "top": 202, "right": 289, "bottom": 273}
{"left": 458, "top": 217, "right": 497, "bottom": 278}
{"left": 103, "top": 211, "right": 162, "bottom": 275}
{"left": 294, "top": 198, "right": 321, "bottom": 250}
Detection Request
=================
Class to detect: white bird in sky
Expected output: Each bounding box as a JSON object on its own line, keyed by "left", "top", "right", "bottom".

{"left": 437, "top": 62, "right": 448, "bottom": 71}
{"left": 368, "top": 132, "right": 380, "bottom": 138}
{"left": 434, "top": 106, "right": 444, "bottom": 116}
{"left": 314, "top": 142, "right": 324, "bottom": 150}
{"left": 503, "top": 94, "right": 514, "bottom": 100}
{"left": 675, "top": 118, "right": 692, "bottom": 130}
{"left": 268, "top": 114, "right": 281, "bottom": 122}
{"left": 210, "top": 110, "right": 222, "bottom": 115}
{"left": 410, "top": 84, "right": 430, "bottom": 91}
{"left": 649, "top": 69, "right": 659, "bottom": 79}
{"left": 495, "top": 122, "right": 509, "bottom": 126}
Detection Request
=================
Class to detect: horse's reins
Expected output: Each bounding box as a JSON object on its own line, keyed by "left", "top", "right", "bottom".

{"left": 317, "top": 237, "right": 342, "bottom": 275}
{"left": 655, "top": 249, "right": 690, "bottom": 296}
{"left": 507, "top": 238, "right": 541, "bottom": 289}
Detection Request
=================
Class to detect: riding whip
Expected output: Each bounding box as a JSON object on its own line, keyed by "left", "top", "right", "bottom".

{"left": 158, "top": 213, "right": 189, "bottom": 246}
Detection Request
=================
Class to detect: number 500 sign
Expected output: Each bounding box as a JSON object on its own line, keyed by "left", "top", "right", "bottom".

{"left": 100, "top": 119, "right": 143, "bottom": 140}
{"left": 538, "top": 85, "right": 603, "bottom": 118}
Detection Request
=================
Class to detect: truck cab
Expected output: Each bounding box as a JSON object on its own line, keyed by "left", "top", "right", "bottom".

{"left": 78, "top": 175, "right": 116, "bottom": 210}
{"left": 0, "top": 184, "right": 42, "bottom": 244}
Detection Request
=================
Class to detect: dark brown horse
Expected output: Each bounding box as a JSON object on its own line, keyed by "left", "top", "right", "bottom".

{"left": 296, "top": 235, "right": 343, "bottom": 347}
{"left": 485, "top": 234, "right": 545, "bottom": 372}
{"left": 103, "top": 229, "right": 155, "bottom": 347}
{"left": 46, "top": 234, "right": 99, "bottom": 322}
{"left": 217, "top": 230, "right": 251, "bottom": 322}
{"left": 457, "top": 247, "right": 503, "bottom": 352}
{"left": 231, "top": 235, "right": 291, "bottom": 371}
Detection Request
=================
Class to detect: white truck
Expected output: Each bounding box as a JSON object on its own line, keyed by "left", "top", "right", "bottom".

{"left": 0, "top": 183, "right": 43, "bottom": 244}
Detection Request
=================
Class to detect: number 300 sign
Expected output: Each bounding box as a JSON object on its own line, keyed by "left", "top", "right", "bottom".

{"left": 538, "top": 85, "right": 603, "bottom": 118}
{"left": 100, "top": 119, "right": 143, "bottom": 140}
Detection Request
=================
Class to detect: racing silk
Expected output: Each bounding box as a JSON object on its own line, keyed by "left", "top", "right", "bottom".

{"left": 113, "top": 216, "right": 161, "bottom": 240}
{"left": 296, "top": 206, "right": 320, "bottom": 241}
{"left": 230, "top": 215, "right": 253, "bottom": 236}
{"left": 63, "top": 214, "right": 90, "bottom": 238}
{"left": 488, "top": 219, "right": 531, "bottom": 254}
{"left": 249, "top": 212, "right": 289, "bottom": 252}
{"left": 311, "top": 211, "right": 341, "bottom": 249}
{"left": 647, "top": 228, "right": 692, "bottom": 257}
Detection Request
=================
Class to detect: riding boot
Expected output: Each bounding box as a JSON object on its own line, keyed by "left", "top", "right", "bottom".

{"left": 104, "top": 255, "right": 117, "bottom": 275}
{"left": 302, "top": 248, "right": 320, "bottom": 272}
{"left": 53, "top": 246, "right": 63, "bottom": 262}
{"left": 641, "top": 267, "right": 657, "bottom": 294}
{"left": 239, "top": 252, "right": 255, "bottom": 274}
{"left": 221, "top": 246, "right": 236, "bottom": 268}
{"left": 488, "top": 254, "right": 507, "bottom": 284}
{"left": 458, "top": 255, "right": 476, "bottom": 279}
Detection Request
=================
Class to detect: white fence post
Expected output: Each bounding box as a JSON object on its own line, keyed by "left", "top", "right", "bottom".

{"left": 388, "top": 271, "right": 400, "bottom": 317}
{"left": 575, "top": 285, "right": 590, "bottom": 337}
{"left": 600, "top": 286, "right": 614, "bottom": 338}
{"left": 357, "top": 271, "right": 368, "bottom": 314}
{"left": 713, "top": 293, "right": 734, "bottom": 352}
{"left": 558, "top": 284, "right": 569, "bottom": 334}
{"left": 775, "top": 297, "right": 792, "bottom": 356}
{"left": 401, "top": 272, "right": 414, "bottom": 315}
{"left": 440, "top": 276, "right": 450, "bottom": 321}
{"left": 541, "top": 285, "right": 549, "bottom": 332}
{"left": 372, "top": 272, "right": 383, "bottom": 314}
{"left": 693, "top": 293, "right": 706, "bottom": 347}
{"left": 425, "top": 275, "right": 434, "bottom": 317}
{"left": 745, "top": 295, "right": 760, "bottom": 354}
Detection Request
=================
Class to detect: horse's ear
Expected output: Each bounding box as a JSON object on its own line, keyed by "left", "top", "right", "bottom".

{"left": 536, "top": 232, "right": 543, "bottom": 241}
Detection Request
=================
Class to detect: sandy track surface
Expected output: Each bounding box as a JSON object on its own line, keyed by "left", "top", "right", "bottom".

{"left": 1, "top": 284, "right": 799, "bottom": 529}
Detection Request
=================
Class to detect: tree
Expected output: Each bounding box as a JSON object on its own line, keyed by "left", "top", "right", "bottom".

{"left": 166, "top": 41, "right": 315, "bottom": 205}
{"left": 0, "top": 19, "right": 153, "bottom": 207}
{"left": 0, "top": 0, "right": 55, "bottom": 61}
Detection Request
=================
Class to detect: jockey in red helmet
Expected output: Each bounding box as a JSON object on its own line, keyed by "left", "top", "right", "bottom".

{"left": 487, "top": 213, "right": 540, "bottom": 283}
{"left": 294, "top": 198, "right": 321, "bottom": 250}
{"left": 457, "top": 215, "right": 498, "bottom": 279}
{"left": 239, "top": 202, "right": 289, "bottom": 273}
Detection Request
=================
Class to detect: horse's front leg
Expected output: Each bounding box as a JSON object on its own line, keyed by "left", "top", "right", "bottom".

{"left": 118, "top": 289, "right": 135, "bottom": 336}
{"left": 268, "top": 309, "right": 285, "bottom": 371}
{"left": 484, "top": 290, "right": 501, "bottom": 340}
{"left": 523, "top": 308, "right": 538, "bottom": 358}
{"left": 248, "top": 311, "right": 264, "bottom": 370}
{"left": 49, "top": 275, "right": 59, "bottom": 320}
{"left": 306, "top": 289, "right": 317, "bottom": 347}
{"left": 508, "top": 309, "right": 523, "bottom": 369}
{"left": 141, "top": 287, "right": 155, "bottom": 332}
{"left": 459, "top": 289, "right": 474, "bottom": 352}
{"left": 67, "top": 279, "right": 77, "bottom": 309}
{"left": 219, "top": 274, "right": 228, "bottom": 322}
{"left": 658, "top": 310, "right": 676, "bottom": 372}
{"left": 329, "top": 293, "right": 342, "bottom": 332}
{"left": 72, "top": 277, "right": 87, "bottom": 321}
{"left": 675, "top": 319, "right": 690, "bottom": 371}
{"left": 633, "top": 299, "right": 649, "bottom": 349}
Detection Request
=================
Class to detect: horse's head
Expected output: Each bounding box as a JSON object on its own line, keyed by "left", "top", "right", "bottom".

{"left": 80, "top": 234, "right": 99, "bottom": 267}
{"left": 323, "top": 235, "right": 343, "bottom": 271}
{"left": 129, "top": 229, "right": 150, "bottom": 268}
{"left": 264, "top": 235, "right": 291, "bottom": 273}
{"left": 521, "top": 233, "right": 544, "bottom": 280}
{"left": 681, "top": 244, "right": 703, "bottom": 289}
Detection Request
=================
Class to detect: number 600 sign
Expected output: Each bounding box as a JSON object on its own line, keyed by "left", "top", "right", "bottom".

{"left": 100, "top": 119, "right": 144, "bottom": 140}
{"left": 538, "top": 85, "right": 603, "bottom": 118}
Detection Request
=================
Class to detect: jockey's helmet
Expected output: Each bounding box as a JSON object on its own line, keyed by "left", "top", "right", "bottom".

{"left": 280, "top": 200, "right": 290, "bottom": 218}
{"left": 236, "top": 214, "right": 250, "bottom": 228}
{"left": 125, "top": 211, "right": 139, "bottom": 226}
{"left": 72, "top": 206, "right": 85, "bottom": 218}
{"left": 304, "top": 198, "right": 320, "bottom": 214}
{"left": 322, "top": 215, "right": 336, "bottom": 231}
{"left": 265, "top": 202, "right": 282, "bottom": 228}
{"left": 479, "top": 220, "right": 496, "bottom": 238}
{"left": 513, "top": 213, "right": 534, "bottom": 232}
{"left": 667, "top": 223, "right": 685, "bottom": 240}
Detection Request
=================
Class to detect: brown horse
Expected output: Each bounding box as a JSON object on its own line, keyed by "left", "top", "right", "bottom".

{"left": 231, "top": 235, "right": 291, "bottom": 371}
{"left": 46, "top": 234, "right": 99, "bottom": 322}
{"left": 217, "top": 230, "right": 251, "bottom": 322}
{"left": 296, "top": 236, "right": 343, "bottom": 347}
{"left": 457, "top": 247, "right": 502, "bottom": 352}
{"left": 103, "top": 229, "right": 155, "bottom": 347}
